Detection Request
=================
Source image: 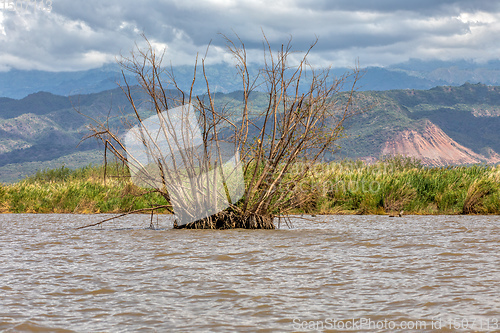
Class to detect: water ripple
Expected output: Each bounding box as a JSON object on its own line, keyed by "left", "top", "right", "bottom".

{"left": 0, "top": 214, "right": 499, "bottom": 332}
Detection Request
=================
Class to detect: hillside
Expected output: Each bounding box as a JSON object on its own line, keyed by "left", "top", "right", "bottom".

{"left": 0, "top": 83, "right": 499, "bottom": 183}
{"left": 335, "top": 83, "right": 500, "bottom": 164}
{"left": 380, "top": 120, "right": 497, "bottom": 166}
{"left": 0, "top": 88, "right": 137, "bottom": 182}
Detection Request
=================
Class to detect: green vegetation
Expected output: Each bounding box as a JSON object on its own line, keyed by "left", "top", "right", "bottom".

{"left": 0, "top": 165, "right": 166, "bottom": 214}
{"left": 293, "top": 157, "right": 500, "bottom": 215}
{"left": 1, "top": 157, "right": 499, "bottom": 215}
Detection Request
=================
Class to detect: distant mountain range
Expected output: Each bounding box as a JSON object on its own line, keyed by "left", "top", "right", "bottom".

{"left": 2, "top": 59, "right": 500, "bottom": 99}
{"left": 0, "top": 81, "right": 499, "bottom": 183}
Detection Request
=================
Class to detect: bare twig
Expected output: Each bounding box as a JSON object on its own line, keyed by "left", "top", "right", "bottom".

{"left": 76, "top": 205, "right": 173, "bottom": 229}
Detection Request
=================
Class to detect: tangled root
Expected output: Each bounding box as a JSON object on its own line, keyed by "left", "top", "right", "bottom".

{"left": 174, "top": 211, "right": 275, "bottom": 229}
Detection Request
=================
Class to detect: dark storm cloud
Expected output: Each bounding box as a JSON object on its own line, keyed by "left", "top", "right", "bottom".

{"left": 0, "top": 0, "right": 499, "bottom": 71}
{"left": 308, "top": 0, "right": 500, "bottom": 14}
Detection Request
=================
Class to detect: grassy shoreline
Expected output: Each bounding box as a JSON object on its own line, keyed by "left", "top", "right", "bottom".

{"left": 0, "top": 165, "right": 167, "bottom": 214}
{"left": 1, "top": 158, "right": 499, "bottom": 215}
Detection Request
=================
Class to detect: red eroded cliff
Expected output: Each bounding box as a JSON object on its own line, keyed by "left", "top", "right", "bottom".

{"left": 381, "top": 120, "right": 499, "bottom": 166}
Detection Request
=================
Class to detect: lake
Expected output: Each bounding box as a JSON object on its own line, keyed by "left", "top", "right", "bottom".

{"left": 0, "top": 214, "right": 499, "bottom": 332}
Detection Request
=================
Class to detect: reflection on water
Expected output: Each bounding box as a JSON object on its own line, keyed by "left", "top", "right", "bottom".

{"left": 0, "top": 214, "right": 499, "bottom": 332}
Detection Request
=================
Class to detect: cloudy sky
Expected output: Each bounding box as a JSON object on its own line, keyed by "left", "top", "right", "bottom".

{"left": 1, "top": 0, "right": 499, "bottom": 72}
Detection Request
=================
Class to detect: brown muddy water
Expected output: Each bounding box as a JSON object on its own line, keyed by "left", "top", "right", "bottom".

{"left": 0, "top": 214, "right": 499, "bottom": 332}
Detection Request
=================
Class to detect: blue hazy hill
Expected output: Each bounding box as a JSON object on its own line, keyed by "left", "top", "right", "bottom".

{"left": 2, "top": 60, "right": 500, "bottom": 99}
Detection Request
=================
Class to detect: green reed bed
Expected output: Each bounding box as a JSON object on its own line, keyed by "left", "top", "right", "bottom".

{"left": 292, "top": 157, "right": 500, "bottom": 215}
{"left": 0, "top": 165, "right": 167, "bottom": 214}
{"left": 0, "top": 158, "right": 499, "bottom": 215}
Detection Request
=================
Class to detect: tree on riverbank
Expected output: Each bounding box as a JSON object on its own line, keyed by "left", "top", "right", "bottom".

{"left": 83, "top": 33, "right": 363, "bottom": 229}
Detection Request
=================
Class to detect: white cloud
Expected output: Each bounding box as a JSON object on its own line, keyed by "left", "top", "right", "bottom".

{"left": 0, "top": 12, "right": 6, "bottom": 36}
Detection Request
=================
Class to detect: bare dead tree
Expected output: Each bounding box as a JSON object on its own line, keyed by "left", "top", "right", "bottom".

{"left": 83, "top": 33, "right": 363, "bottom": 229}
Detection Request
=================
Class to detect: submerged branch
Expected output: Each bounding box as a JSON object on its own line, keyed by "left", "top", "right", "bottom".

{"left": 76, "top": 205, "right": 173, "bottom": 230}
